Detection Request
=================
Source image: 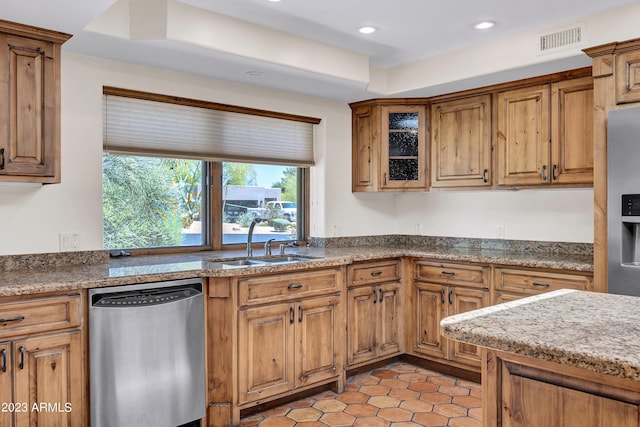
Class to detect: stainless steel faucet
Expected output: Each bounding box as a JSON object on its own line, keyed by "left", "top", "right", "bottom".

{"left": 247, "top": 217, "right": 263, "bottom": 258}
{"left": 264, "top": 238, "right": 276, "bottom": 256}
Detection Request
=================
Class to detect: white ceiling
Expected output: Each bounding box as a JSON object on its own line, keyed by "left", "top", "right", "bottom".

{"left": 0, "top": 0, "right": 638, "bottom": 101}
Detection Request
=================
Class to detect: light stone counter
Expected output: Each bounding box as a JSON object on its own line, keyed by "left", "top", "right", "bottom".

{"left": 441, "top": 289, "right": 640, "bottom": 381}
{"left": 0, "top": 244, "right": 593, "bottom": 297}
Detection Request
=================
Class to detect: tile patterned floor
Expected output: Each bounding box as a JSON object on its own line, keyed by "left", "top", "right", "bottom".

{"left": 239, "top": 362, "right": 482, "bottom": 427}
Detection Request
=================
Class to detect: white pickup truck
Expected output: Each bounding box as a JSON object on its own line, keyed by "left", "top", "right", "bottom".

{"left": 247, "top": 201, "right": 297, "bottom": 222}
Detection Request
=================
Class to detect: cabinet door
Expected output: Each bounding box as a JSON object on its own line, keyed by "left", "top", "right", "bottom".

{"left": 0, "top": 342, "right": 11, "bottom": 427}
{"left": 431, "top": 95, "right": 491, "bottom": 188}
{"left": 377, "top": 283, "right": 402, "bottom": 358}
{"left": 296, "top": 296, "right": 339, "bottom": 387}
{"left": 238, "top": 303, "right": 295, "bottom": 403}
{"left": 413, "top": 283, "right": 446, "bottom": 359}
{"left": 615, "top": 49, "right": 640, "bottom": 105}
{"left": 347, "top": 286, "right": 377, "bottom": 366}
{"left": 13, "top": 331, "right": 82, "bottom": 427}
{"left": 551, "top": 77, "right": 594, "bottom": 185}
{"left": 352, "top": 105, "right": 378, "bottom": 192}
{"left": 497, "top": 85, "right": 550, "bottom": 187}
{"left": 447, "top": 288, "right": 489, "bottom": 367}
{"left": 0, "top": 35, "right": 57, "bottom": 178}
{"left": 380, "top": 105, "right": 427, "bottom": 191}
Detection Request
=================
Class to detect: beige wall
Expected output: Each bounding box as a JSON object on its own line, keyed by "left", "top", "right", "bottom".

{"left": 0, "top": 52, "right": 594, "bottom": 255}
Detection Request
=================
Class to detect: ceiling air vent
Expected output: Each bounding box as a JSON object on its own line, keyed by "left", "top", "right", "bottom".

{"left": 538, "top": 25, "right": 584, "bottom": 53}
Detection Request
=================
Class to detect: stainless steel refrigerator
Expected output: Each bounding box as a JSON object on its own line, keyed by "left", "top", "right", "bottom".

{"left": 608, "top": 106, "right": 640, "bottom": 296}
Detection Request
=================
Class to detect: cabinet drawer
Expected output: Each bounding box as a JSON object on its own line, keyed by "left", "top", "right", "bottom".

{"left": 239, "top": 269, "right": 341, "bottom": 306}
{"left": 495, "top": 268, "right": 592, "bottom": 296}
{"left": 0, "top": 294, "right": 81, "bottom": 338}
{"left": 414, "top": 261, "right": 488, "bottom": 289}
{"left": 348, "top": 260, "right": 401, "bottom": 287}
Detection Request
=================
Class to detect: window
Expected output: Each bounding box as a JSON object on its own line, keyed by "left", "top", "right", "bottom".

{"left": 102, "top": 88, "right": 318, "bottom": 252}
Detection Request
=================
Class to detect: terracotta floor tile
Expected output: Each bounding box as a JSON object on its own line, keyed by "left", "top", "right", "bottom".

{"left": 353, "top": 416, "right": 391, "bottom": 427}
{"left": 258, "top": 416, "right": 295, "bottom": 427}
{"left": 368, "top": 395, "right": 401, "bottom": 408}
{"left": 372, "top": 369, "right": 400, "bottom": 379}
{"left": 437, "top": 385, "right": 472, "bottom": 397}
{"left": 388, "top": 388, "right": 420, "bottom": 400}
{"left": 411, "top": 411, "right": 449, "bottom": 426}
{"left": 287, "top": 407, "right": 322, "bottom": 422}
{"left": 378, "top": 407, "right": 413, "bottom": 422}
{"left": 319, "top": 411, "right": 356, "bottom": 426}
{"left": 419, "top": 392, "right": 453, "bottom": 405}
{"left": 448, "top": 417, "right": 482, "bottom": 427}
{"left": 312, "top": 399, "right": 347, "bottom": 413}
{"left": 407, "top": 381, "right": 439, "bottom": 393}
{"left": 452, "top": 395, "right": 482, "bottom": 408}
{"left": 345, "top": 402, "right": 379, "bottom": 417}
{"left": 398, "top": 399, "right": 434, "bottom": 413}
{"left": 337, "top": 391, "right": 369, "bottom": 404}
{"left": 433, "top": 403, "right": 469, "bottom": 418}
{"left": 359, "top": 385, "right": 391, "bottom": 396}
{"left": 239, "top": 362, "right": 485, "bottom": 427}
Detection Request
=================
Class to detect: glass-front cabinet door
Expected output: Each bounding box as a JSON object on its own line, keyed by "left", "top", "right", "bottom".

{"left": 380, "top": 105, "right": 427, "bottom": 190}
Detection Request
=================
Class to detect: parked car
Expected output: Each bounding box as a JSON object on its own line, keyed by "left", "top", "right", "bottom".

{"left": 264, "top": 201, "right": 297, "bottom": 222}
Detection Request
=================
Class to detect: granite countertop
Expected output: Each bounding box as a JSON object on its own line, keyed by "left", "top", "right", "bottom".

{"left": 0, "top": 244, "right": 593, "bottom": 297}
{"left": 441, "top": 289, "right": 640, "bottom": 381}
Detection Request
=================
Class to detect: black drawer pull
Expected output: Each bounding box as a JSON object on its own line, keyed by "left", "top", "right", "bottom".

{"left": 289, "top": 306, "right": 294, "bottom": 324}
{"left": 1, "top": 348, "right": 6, "bottom": 373}
{"left": 18, "top": 346, "right": 24, "bottom": 370}
{"left": 373, "top": 289, "right": 377, "bottom": 304}
{"left": 440, "top": 289, "right": 445, "bottom": 304}
{"left": 298, "top": 306, "right": 303, "bottom": 323}
{"left": 441, "top": 271, "right": 455, "bottom": 276}
{"left": 378, "top": 288, "right": 383, "bottom": 303}
{"left": 288, "top": 283, "right": 303, "bottom": 290}
{"left": 483, "top": 169, "right": 488, "bottom": 183}
{"left": 370, "top": 271, "right": 383, "bottom": 276}
{"left": 532, "top": 282, "right": 550, "bottom": 287}
{"left": 448, "top": 289, "right": 453, "bottom": 305}
{"left": 0, "top": 315, "right": 25, "bottom": 323}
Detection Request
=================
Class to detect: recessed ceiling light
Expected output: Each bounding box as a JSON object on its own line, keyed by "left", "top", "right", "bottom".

{"left": 358, "top": 26, "right": 377, "bottom": 34}
{"left": 474, "top": 21, "right": 496, "bottom": 30}
{"left": 245, "top": 71, "right": 265, "bottom": 77}
{"left": 268, "top": 0, "right": 281, "bottom": 2}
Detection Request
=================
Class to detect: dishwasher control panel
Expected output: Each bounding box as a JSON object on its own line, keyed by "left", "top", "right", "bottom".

{"left": 91, "top": 284, "right": 202, "bottom": 307}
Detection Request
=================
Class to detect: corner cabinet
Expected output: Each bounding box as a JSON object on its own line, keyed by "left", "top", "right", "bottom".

{"left": 496, "top": 77, "right": 593, "bottom": 188}
{"left": 351, "top": 101, "right": 428, "bottom": 192}
{"left": 0, "top": 20, "right": 71, "bottom": 184}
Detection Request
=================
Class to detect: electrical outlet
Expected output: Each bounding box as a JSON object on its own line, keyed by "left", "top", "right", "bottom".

{"left": 60, "top": 233, "right": 80, "bottom": 252}
{"left": 496, "top": 224, "right": 505, "bottom": 239}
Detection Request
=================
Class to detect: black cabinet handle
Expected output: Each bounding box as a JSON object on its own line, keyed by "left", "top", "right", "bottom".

{"left": 383, "top": 173, "right": 387, "bottom": 186}
{"left": 532, "top": 282, "right": 551, "bottom": 288}
{"left": 288, "top": 283, "right": 303, "bottom": 290}
{"left": 18, "top": 346, "right": 24, "bottom": 370}
{"left": 1, "top": 348, "right": 6, "bottom": 373}
{"left": 0, "top": 148, "right": 4, "bottom": 170}
{"left": 298, "top": 306, "right": 303, "bottom": 323}
{"left": 440, "top": 289, "right": 445, "bottom": 304}
{"left": 373, "top": 289, "right": 377, "bottom": 304}
{"left": 441, "top": 271, "right": 455, "bottom": 276}
{"left": 370, "top": 271, "right": 383, "bottom": 276}
{"left": 552, "top": 164, "right": 558, "bottom": 181}
{"left": 483, "top": 169, "right": 488, "bottom": 183}
{"left": 448, "top": 289, "right": 453, "bottom": 305}
{"left": 290, "top": 306, "right": 294, "bottom": 324}
{"left": 0, "top": 315, "right": 25, "bottom": 323}
{"left": 378, "top": 288, "right": 383, "bottom": 303}
{"left": 541, "top": 165, "right": 547, "bottom": 181}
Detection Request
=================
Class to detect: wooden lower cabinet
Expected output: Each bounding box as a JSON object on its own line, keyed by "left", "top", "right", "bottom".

{"left": 238, "top": 295, "right": 340, "bottom": 405}
{"left": 413, "top": 283, "right": 488, "bottom": 368}
{"left": 347, "top": 283, "right": 402, "bottom": 366}
{"left": 484, "top": 349, "right": 640, "bottom": 427}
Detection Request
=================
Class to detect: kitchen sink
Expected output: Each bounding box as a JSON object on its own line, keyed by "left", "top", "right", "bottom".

{"left": 211, "top": 255, "right": 319, "bottom": 268}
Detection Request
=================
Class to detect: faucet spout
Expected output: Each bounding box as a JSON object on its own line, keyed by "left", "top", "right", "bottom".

{"left": 247, "top": 217, "right": 263, "bottom": 258}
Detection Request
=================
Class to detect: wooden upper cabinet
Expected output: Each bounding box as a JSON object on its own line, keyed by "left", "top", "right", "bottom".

{"left": 380, "top": 105, "right": 428, "bottom": 191}
{"left": 497, "top": 84, "right": 551, "bottom": 187}
{"left": 352, "top": 105, "right": 378, "bottom": 192}
{"left": 0, "top": 21, "right": 71, "bottom": 184}
{"left": 551, "top": 77, "right": 594, "bottom": 185}
{"left": 430, "top": 95, "right": 491, "bottom": 189}
{"left": 615, "top": 50, "right": 640, "bottom": 105}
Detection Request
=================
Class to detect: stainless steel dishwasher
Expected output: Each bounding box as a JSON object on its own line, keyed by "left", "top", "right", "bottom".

{"left": 89, "top": 278, "right": 205, "bottom": 427}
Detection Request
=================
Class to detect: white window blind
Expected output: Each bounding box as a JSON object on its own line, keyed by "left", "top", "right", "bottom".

{"left": 103, "top": 94, "right": 316, "bottom": 166}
